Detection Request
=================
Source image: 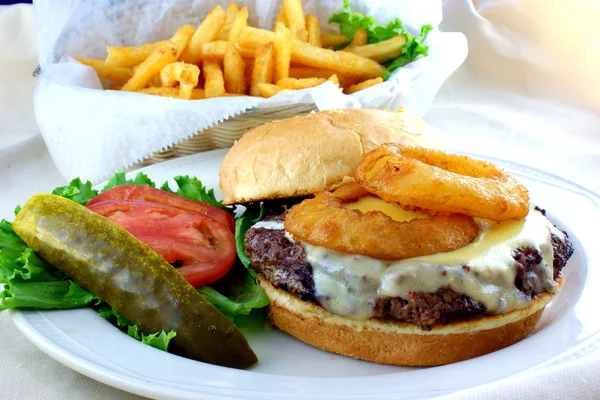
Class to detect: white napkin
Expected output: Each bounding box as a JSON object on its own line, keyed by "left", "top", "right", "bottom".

{"left": 33, "top": 0, "right": 467, "bottom": 183}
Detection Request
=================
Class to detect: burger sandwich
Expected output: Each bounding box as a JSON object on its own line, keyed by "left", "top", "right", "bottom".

{"left": 220, "top": 109, "right": 574, "bottom": 366}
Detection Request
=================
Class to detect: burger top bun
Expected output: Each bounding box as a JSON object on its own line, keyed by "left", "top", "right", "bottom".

{"left": 219, "top": 109, "right": 438, "bottom": 205}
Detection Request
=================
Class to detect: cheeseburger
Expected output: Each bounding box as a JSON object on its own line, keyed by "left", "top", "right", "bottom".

{"left": 220, "top": 109, "right": 573, "bottom": 366}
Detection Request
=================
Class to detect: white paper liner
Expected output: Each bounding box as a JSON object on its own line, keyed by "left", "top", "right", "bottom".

{"left": 33, "top": 0, "right": 467, "bottom": 181}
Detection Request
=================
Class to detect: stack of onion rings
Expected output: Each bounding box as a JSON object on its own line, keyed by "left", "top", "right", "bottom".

{"left": 284, "top": 144, "right": 531, "bottom": 260}
{"left": 355, "top": 144, "right": 530, "bottom": 221}
{"left": 284, "top": 183, "right": 479, "bottom": 260}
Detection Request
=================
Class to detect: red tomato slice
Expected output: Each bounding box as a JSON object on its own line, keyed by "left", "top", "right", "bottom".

{"left": 87, "top": 200, "right": 236, "bottom": 288}
{"left": 87, "top": 185, "right": 235, "bottom": 233}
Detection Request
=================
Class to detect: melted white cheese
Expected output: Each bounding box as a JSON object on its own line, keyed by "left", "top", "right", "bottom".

{"left": 250, "top": 203, "right": 566, "bottom": 321}
{"left": 252, "top": 220, "right": 285, "bottom": 230}
{"left": 304, "top": 209, "right": 563, "bottom": 320}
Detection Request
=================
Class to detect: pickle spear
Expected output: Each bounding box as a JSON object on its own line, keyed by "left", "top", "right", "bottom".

{"left": 13, "top": 194, "right": 257, "bottom": 369}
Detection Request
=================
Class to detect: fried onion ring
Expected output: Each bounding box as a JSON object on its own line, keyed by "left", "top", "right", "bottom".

{"left": 356, "top": 144, "right": 530, "bottom": 221}
{"left": 284, "top": 183, "right": 479, "bottom": 260}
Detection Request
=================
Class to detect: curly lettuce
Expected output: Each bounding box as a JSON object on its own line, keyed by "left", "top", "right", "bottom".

{"left": 198, "top": 264, "right": 269, "bottom": 320}
{"left": 328, "top": 0, "right": 433, "bottom": 79}
{"left": 51, "top": 178, "right": 99, "bottom": 206}
{"left": 102, "top": 172, "right": 156, "bottom": 191}
{"left": 97, "top": 304, "right": 176, "bottom": 352}
{"left": 0, "top": 220, "right": 96, "bottom": 310}
{"left": 161, "top": 175, "right": 234, "bottom": 215}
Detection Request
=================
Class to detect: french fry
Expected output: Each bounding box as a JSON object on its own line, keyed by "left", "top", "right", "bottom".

{"left": 160, "top": 62, "right": 200, "bottom": 99}
{"left": 305, "top": 14, "right": 321, "bottom": 47}
{"left": 274, "top": 23, "right": 292, "bottom": 82}
{"left": 257, "top": 82, "right": 291, "bottom": 98}
{"left": 238, "top": 27, "right": 385, "bottom": 78}
{"left": 289, "top": 67, "right": 357, "bottom": 86}
{"left": 180, "top": 6, "right": 226, "bottom": 64}
{"left": 327, "top": 74, "right": 340, "bottom": 86}
{"left": 140, "top": 87, "right": 244, "bottom": 98}
{"left": 121, "top": 42, "right": 178, "bottom": 91}
{"left": 203, "top": 60, "right": 226, "bottom": 97}
{"left": 217, "top": 3, "right": 239, "bottom": 41}
{"left": 291, "top": 39, "right": 386, "bottom": 78}
{"left": 141, "top": 87, "right": 206, "bottom": 99}
{"left": 107, "top": 83, "right": 124, "bottom": 90}
{"left": 141, "top": 87, "right": 182, "bottom": 98}
{"left": 96, "top": 2, "right": 394, "bottom": 101}
{"left": 237, "top": 26, "right": 276, "bottom": 50}
{"left": 344, "top": 77, "right": 383, "bottom": 94}
{"left": 105, "top": 41, "right": 166, "bottom": 68}
{"left": 289, "top": 66, "right": 336, "bottom": 79}
{"left": 276, "top": 77, "right": 326, "bottom": 90}
{"left": 250, "top": 42, "right": 275, "bottom": 97}
{"left": 274, "top": 8, "right": 288, "bottom": 28}
{"left": 283, "top": 0, "right": 307, "bottom": 41}
{"left": 170, "top": 24, "right": 197, "bottom": 59}
{"left": 224, "top": 44, "right": 246, "bottom": 94}
{"left": 245, "top": 59, "right": 255, "bottom": 88}
{"left": 187, "top": 88, "right": 206, "bottom": 100}
{"left": 228, "top": 6, "right": 248, "bottom": 42}
{"left": 200, "top": 41, "right": 254, "bottom": 60}
{"left": 346, "top": 27, "right": 367, "bottom": 49}
{"left": 340, "top": 76, "right": 361, "bottom": 87}
{"left": 149, "top": 75, "right": 162, "bottom": 87}
{"left": 77, "top": 58, "right": 133, "bottom": 82}
{"left": 320, "top": 33, "right": 351, "bottom": 48}
{"left": 345, "top": 35, "right": 406, "bottom": 63}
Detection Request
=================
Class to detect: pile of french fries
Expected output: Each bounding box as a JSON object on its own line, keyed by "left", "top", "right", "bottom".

{"left": 77, "top": 0, "right": 397, "bottom": 100}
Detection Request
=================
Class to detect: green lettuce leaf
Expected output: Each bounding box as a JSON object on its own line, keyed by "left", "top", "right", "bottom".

{"left": 161, "top": 175, "right": 233, "bottom": 215}
{"left": 234, "top": 199, "right": 298, "bottom": 275}
{"left": 383, "top": 24, "right": 433, "bottom": 80}
{"left": 1, "top": 280, "right": 96, "bottom": 310}
{"left": 0, "top": 219, "right": 96, "bottom": 311}
{"left": 0, "top": 220, "right": 36, "bottom": 281}
{"left": 198, "top": 264, "right": 268, "bottom": 321}
{"left": 328, "top": 0, "right": 433, "bottom": 80}
{"left": 140, "top": 330, "right": 177, "bottom": 350}
{"left": 102, "top": 172, "right": 156, "bottom": 191}
{"left": 51, "top": 178, "right": 99, "bottom": 205}
{"left": 0, "top": 219, "right": 66, "bottom": 283}
{"left": 97, "top": 305, "right": 176, "bottom": 352}
{"left": 234, "top": 206, "right": 262, "bottom": 276}
{"left": 14, "top": 248, "right": 65, "bottom": 282}
{"left": 328, "top": 0, "right": 376, "bottom": 40}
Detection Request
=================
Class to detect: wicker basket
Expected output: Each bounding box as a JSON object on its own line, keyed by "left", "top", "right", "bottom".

{"left": 141, "top": 104, "right": 317, "bottom": 166}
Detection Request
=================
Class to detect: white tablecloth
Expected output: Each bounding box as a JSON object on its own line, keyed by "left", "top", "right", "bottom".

{"left": 1, "top": 1, "right": 599, "bottom": 399}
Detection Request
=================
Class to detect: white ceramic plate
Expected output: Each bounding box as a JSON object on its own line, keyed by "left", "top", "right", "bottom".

{"left": 10, "top": 149, "right": 600, "bottom": 400}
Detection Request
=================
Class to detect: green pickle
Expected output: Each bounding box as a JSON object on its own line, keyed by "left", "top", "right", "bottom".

{"left": 13, "top": 194, "right": 257, "bottom": 369}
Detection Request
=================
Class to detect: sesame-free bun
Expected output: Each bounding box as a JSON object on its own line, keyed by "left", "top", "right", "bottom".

{"left": 219, "top": 109, "right": 438, "bottom": 205}
{"left": 258, "top": 277, "right": 561, "bottom": 366}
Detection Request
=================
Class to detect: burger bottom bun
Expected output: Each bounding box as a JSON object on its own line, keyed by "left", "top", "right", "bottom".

{"left": 258, "top": 277, "right": 562, "bottom": 366}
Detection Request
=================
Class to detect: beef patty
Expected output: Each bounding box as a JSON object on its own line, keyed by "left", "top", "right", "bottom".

{"left": 244, "top": 213, "right": 574, "bottom": 330}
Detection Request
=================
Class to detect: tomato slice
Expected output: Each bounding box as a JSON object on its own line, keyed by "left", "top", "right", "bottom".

{"left": 87, "top": 185, "right": 235, "bottom": 233}
{"left": 87, "top": 200, "right": 236, "bottom": 288}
